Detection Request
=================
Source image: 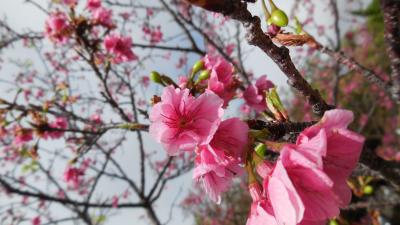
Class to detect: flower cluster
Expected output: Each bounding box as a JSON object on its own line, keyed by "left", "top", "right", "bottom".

{"left": 44, "top": 0, "right": 137, "bottom": 64}
{"left": 149, "top": 86, "right": 249, "bottom": 203}
{"left": 247, "top": 109, "right": 365, "bottom": 225}
{"left": 148, "top": 53, "right": 365, "bottom": 223}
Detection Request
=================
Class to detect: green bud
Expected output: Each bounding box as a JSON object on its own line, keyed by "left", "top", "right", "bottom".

{"left": 192, "top": 60, "right": 205, "bottom": 75}
{"left": 363, "top": 185, "right": 374, "bottom": 195}
{"left": 255, "top": 143, "right": 267, "bottom": 158}
{"left": 266, "top": 88, "right": 288, "bottom": 121}
{"left": 149, "top": 71, "right": 162, "bottom": 84}
{"left": 196, "top": 70, "right": 211, "bottom": 83}
{"left": 261, "top": 0, "right": 271, "bottom": 23}
{"left": 294, "top": 17, "right": 303, "bottom": 34}
{"left": 270, "top": 9, "right": 289, "bottom": 27}
{"left": 329, "top": 219, "right": 339, "bottom": 225}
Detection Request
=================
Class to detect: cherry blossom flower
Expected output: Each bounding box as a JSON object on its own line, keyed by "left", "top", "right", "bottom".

{"left": 209, "top": 118, "right": 248, "bottom": 159}
{"left": 63, "top": 166, "right": 84, "bottom": 189}
{"left": 86, "top": 0, "right": 101, "bottom": 11}
{"left": 204, "top": 54, "right": 237, "bottom": 107}
{"left": 193, "top": 145, "right": 243, "bottom": 203}
{"left": 92, "top": 7, "right": 113, "bottom": 28}
{"left": 31, "top": 216, "right": 41, "bottom": 225}
{"left": 243, "top": 75, "right": 274, "bottom": 112}
{"left": 297, "top": 109, "right": 365, "bottom": 207}
{"left": 13, "top": 126, "right": 33, "bottom": 146}
{"left": 43, "top": 117, "right": 68, "bottom": 139}
{"left": 44, "top": 12, "right": 70, "bottom": 44}
{"left": 246, "top": 183, "right": 277, "bottom": 225}
{"left": 149, "top": 86, "right": 223, "bottom": 155}
{"left": 104, "top": 34, "right": 137, "bottom": 63}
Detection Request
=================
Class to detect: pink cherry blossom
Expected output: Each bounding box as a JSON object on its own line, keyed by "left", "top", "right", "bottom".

{"left": 92, "top": 7, "right": 114, "bottom": 28}
{"left": 204, "top": 54, "right": 236, "bottom": 107}
{"left": 267, "top": 146, "right": 340, "bottom": 224}
{"left": 31, "top": 216, "right": 41, "bottom": 225}
{"left": 86, "top": 0, "right": 101, "bottom": 10}
{"left": 13, "top": 126, "right": 33, "bottom": 146}
{"left": 63, "top": 166, "right": 84, "bottom": 189}
{"left": 43, "top": 117, "right": 68, "bottom": 139}
{"left": 297, "top": 109, "right": 365, "bottom": 207}
{"left": 104, "top": 34, "right": 137, "bottom": 63}
{"left": 44, "top": 12, "right": 70, "bottom": 44}
{"left": 193, "top": 145, "right": 243, "bottom": 203}
{"left": 90, "top": 114, "right": 103, "bottom": 124}
{"left": 112, "top": 195, "right": 119, "bottom": 208}
{"left": 243, "top": 75, "right": 274, "bottom": 112}
{"left": 263, "top": 152, "right": 305, "bottom": 225}
{"left": 209, "top": 118, "right": 248, "bottom": 160}
{"left": 149, "top": 86, "right": 223, "bottom": 155}
{"left": 246, "top": 183, "right": 278, "bottom": 225}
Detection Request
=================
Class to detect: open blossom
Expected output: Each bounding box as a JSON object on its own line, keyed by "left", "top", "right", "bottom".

{"left": 142, "top": 25, "right": 163, "bottom": 44}
{"left": 267, "top": 147, "right": 339, "bottom": 224}
{"left": 92, "top": 7, "right": 114, "bottom": 28}
{"left": 204, "top": 54, "right": 237, "bottom": 107}
{"left": 246, "top": 183, "right": 277, "bottom": 225}
{"left": 31, "top": 216, "right": 41, "bottom": 225}
{"left": 86, "top": 0, "right": 101, "bottom": 10}
{"left": 43, "top": 117, "right": 68, "bottom": 139}
{"left": 296, "top": 109, "right": 365, "bottom": 207}
{"left": 149, "top": 86, "right": 223, "bottom": 155}
{"left": 209, "top": 118, "right": 249, "bottom": 159}
{"left": 193, "top": 118, "right": 247, "bottom": 203}
{"left": 44, "top": 12, "right": 70, "bottom": 44}
{"left": 13, "top": 126, "right": 33, "bottom": 146}
{"left": 193, "top": 145, "right": 243, "bottom": 203}
{"left": 104, "top": 34, "right": 137, "bottom": 63}
{"left": 243, "top": 75, "right": 274, "bottom": 112}
{"left": 64, "top": 166, "right": 84, "bottom": 189}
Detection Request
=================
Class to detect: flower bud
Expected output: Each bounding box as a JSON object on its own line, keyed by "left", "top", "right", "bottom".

{"left": 270, "top": 9, "right": 288, "bottom": 27}
{"left": 255, "top": 143, "right": 267, "bottom": 158}
{"left": 192, "top": 60, "right": 204, "bottom": 75}
{"left": 363, "top": 185, "right": 374, "bottom": 195}
{"left": 329, "top": 219, "right": 339, "bottom": 225}
{"left": 196, "top": 70, "right": 210, "bottom": 84}
{"left": 149, "top": 71, "right": 162, "bottom": 84}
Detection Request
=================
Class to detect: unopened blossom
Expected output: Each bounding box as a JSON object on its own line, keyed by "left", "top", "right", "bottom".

{"left": 204, "top": 54, "right": 237, "bottom": 107}
{"left": 193, "top": 145, "right": 243, "bottom": 203}
{"left": 243, "top": 75, "right": 274, "bottom": 112}
{"left": 92, "top": 7, "right": 114, "bottom": 28}
{"left": 296, "top": 109, "right": 365, "bottom": 207}
{"left": 246, "top": 183, "right": 277, "bottom": 225}
{"left": 86, "top": 0, "right": 101, "bottom": 10}
{"left": 44, "top": 12, "right": 70, "bottom": 44}
{"left": 149, "top": 86, "right": 223, "bottom": 155}
{"left": 104, "top": 34, "right": 137, "bottom": 63}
